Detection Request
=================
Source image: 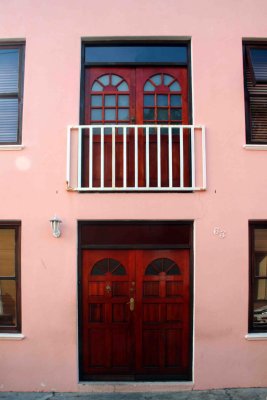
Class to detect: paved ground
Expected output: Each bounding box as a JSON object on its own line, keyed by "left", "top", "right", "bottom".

{"left": 0, "top": 389, "right": 267, "bottom": 400}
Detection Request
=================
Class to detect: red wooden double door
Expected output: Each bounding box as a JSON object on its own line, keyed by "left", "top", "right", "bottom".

{"left": 83, "top": 66, "right": 189, "bottom": 188}
{"left": 82, "top": 249, "right": 190, "bottom": 380}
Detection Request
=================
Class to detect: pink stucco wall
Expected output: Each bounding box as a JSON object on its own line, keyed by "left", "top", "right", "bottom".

{"left": 0, "top": 0, "right": 267, "bottom": 392}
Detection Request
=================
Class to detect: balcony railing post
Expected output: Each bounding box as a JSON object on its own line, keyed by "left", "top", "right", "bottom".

{"left": 123, "top": 126, "right": 127, "bottom": 188}
{"left": 202, "top": 126, "right": 207, "bottom": 189}
{"left": 100, "top": 126, "right": 104, "bottom": 189}
{"left": 180, "top": 127, "right": 184, "bottom": 188}
{"left": 66, "top": 126, "right": 71, "bottom": 188}
{"left": 112, "top": 126, "right": 116, "bottom": 188}
{"left": 157, "top": 126, "right": 161, "bottom": 188}
{"left": 134, "top": 126, "right": 138, "bottom": 189}
{"left": 89, "top": 126, "right": 93, "bottom": 189}
{"left": 191, "top": 127, "right": 195, "bottom": 189}
{"left": 146, "top": 126, "right": 150, "bottom": 188}
{"left": 168, "top": 126, "right": 173, "bottom": 188}
{"left": 77, "top": 127, "right": 82, "bottom": 190}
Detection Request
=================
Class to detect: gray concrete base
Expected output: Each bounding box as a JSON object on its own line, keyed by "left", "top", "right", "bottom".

{"left": 0, "top": 389, "right": 267, "bottom": 400}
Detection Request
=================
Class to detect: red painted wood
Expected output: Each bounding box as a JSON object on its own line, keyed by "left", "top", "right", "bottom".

{"left": 84, "top": 66, "right": 189, "bottom": 188}
{"left": 82, "top": 249, "right": 190, "bottom": 378}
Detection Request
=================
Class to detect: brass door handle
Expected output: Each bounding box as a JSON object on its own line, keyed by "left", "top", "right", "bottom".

{"left": 127, "top": 297, "right": 135, "bottom": 311}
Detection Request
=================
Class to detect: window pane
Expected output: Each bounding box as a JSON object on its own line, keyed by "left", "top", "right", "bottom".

{"left": 118, "top": 109, "right": 129, "bottom": 121}
{"left": 104, "top": 109, "right": 116, "bottom": 120}
{"left": 157, "top": 108, "right": 168, "bottom": 120}
{"left": 91, "top": 95, "right": 102, "bottom": 106}
{"left": 157, "top": 95, "right": 168, "bottom": 106}
{"left": 171, "top": 95, "right": 181, "bottom": 106}
{"left": 164, "top": 74, "right": 174, "bottom": 86}
{"left": 253, "top": 300, "right": 267, "bottom": 327}
{"left": 0, "top": 229, "right": 15, "bottom": 277}
{"left": 0, "top": 98, "right": 18, "bottom": 142}
{"left": 92, "top": 82, "right": 103, "bottom": 91}
{"left": 170, "top": 81, "right": 181, "bottom": 91}
{"left": 250, "top": 48, "right": 267, "bottom": 83}
{"left": 144, "top": 108, "right": 155, "bottom": 120}
{"left": 98, "top": 75, "right": 109, "bottom": 86}
{"left": 111, "top": 75, "right": 122, "bottom": 86}
{"left": 118, "top": 95, "right": 129, "bottom": 107}
{"left": 151, "top": 75, "right": 161, "bottom": 86}
{"left": 91, "top": 109, "right": 102, "bottom": 121}
{"left": 85, "top": 45, "right": 188, "bottom": 64}
{"left": 255, "top": 229, "right": 267, "bottom": 251}
{"left": 144, "top": 95, "right": 154, "bottom": 106}
{"left": 104, "top": 95, "right": 116, "bottom": 107}
{"left": 255, "top": 254, "right": 267, "bottom": 277}
{"left": 117, "top": 81, "right": 129, "bottom": 91}
{"left": 0, "top": 280, "right": 16, "bottom": 327}
{"left": 171, "top": 108, "right": 182, "bottom": 120}
{"left": 0, "top": 49, "right": 19, "bottom": 94}
{"left": 144, "top": 81, "right": 155, "bottom": 92}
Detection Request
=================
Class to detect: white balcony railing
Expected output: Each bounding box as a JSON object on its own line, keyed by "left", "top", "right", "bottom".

{"left": 66, "top": 124, "right": 206, "bottom": 192}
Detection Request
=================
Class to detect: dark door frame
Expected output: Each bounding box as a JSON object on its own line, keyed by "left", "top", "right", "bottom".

{"left": 78, "top": 220, "right": 194, "bottom": 382}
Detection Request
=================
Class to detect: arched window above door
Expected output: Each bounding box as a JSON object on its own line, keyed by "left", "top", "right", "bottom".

{"left": 90, "top": 74, "right": 130, "bottom": 123}
{"left": 143, "top": 73, "right": 182, "bottom": 124}
{"left": 91, "top": 258, "right": 126, "bottom": 276}
{"left": 145, "top": 258, "right": 181, "bottom": 276}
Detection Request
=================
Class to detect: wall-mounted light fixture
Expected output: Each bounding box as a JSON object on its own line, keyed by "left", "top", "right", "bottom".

{"left": 50, "top": 215, "right": 62, "bottom": 238}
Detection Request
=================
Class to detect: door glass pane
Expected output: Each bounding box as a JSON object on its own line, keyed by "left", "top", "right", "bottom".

{"left": 0, "top": 229, "right": 15, "bottom": 276}
{"left": 111, "top": 75, "right": 122, "bottom": 86}
{"left": 0, "top": 49, "right": 19, "bottom": 94}
{"left": 151, "top": 75, "right": 161, "bottom": 86}
{"left": 118, "top": 109, "right": 129, "bottom": 121}
{"left": 170, "top": 81, "right": 181, "bottom": 91}
{"left": 144, "top": 95, "right": 154, "bottom": 106}
{"left": 0, "top": 98, "right": 18, "bottom": 142}
{"left": 0, "top": 280, "right": 16, "bottom": 326}
{"left": 163, "top": 74, "right": 174, "bottom": 86}
{"left": 157, "top": 109, "right": 168, "bottom": 120}
{"left": 92, "top": 82, "right": 103, "bottom": 91}
{"left": 105, "top": 109, "right": 116, "bottom": 120}
{"left": 144, "top": 81, "right": 155, "bottom": 92}
{"left": 118, "top": 95, "right": 129, "bottom": 107}
{"left": 91, "top": 109, "right": 102, "bottom": 121}
{"left": 157, "top": 95, "right": 168, "bottom": 106}
{"left": 104, "top": 95, "right": 116, "bottom": 107}
{"left": 98, "top": 75, "right": 109, "bottom": 86}
{"left": 171, "top": 108, "right": 182, "bottom": 120}
{"left": 144, "top": 108, "right": 155, "bottom": 120}
{"left": 117, "top": 81, "right": 129, "bottom": 91}
{"left": 91, "top": 95, "right": 102, "bottom": 106}
{"left": 171, "top": 95, "right": 181, "bottom": 106}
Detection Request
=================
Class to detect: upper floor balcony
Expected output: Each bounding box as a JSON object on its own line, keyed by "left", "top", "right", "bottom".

{"left": 66, "top": 124, "right": 206, "bottom": 192}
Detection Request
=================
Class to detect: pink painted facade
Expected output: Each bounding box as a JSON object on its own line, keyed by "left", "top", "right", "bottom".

{"left": 0, "top": 0, "right": 267, "bottom": 392}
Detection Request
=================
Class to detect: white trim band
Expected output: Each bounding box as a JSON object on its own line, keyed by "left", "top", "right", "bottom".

{"left": 0, "top": 333, "right": 25, "bottom": 340}
{"left": 0, "top": 145, "right": 24, "bottom": 151}
{"left": 245, "top": 333, "right": 267, "bottom": 341}
{"left": 243, "top": 144, "right": 267, "bottom": 150}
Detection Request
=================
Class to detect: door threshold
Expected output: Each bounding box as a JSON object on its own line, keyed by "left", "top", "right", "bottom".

{"left": 78, "top": 381, "right": 194, "bottom": 393}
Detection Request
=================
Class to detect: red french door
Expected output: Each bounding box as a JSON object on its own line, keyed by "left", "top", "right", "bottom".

{"left": 83, "top": 66, "right": 189, "bottom": 188}
{"left": 81, "top": 249, "right": 190, "bottom": 380}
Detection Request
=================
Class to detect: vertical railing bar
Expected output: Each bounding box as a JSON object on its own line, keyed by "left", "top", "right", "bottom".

{"left": 123, "top": 126, "right": 127, "bottom": 188}
{"left": 134, "top": 126, "right": 138, "bottom": 188}
{"left": 112, "top": 126, "right": 116, "bottom": 188}
{"left": 157, "top": 126, "right": 161, "bottom": 188}
{"left": 180, "top": 127, "right": 184, "bottom": 188}
{"left": 168, "top": 126, "right": 173, "bottom": 188}
{"left": 191, "top": 126, "right": 196, "bottom": 189}
{"left": 146, "top": 126, "right": 150, "bottom": 188}
{"left": 202, "top": 126, "right": 207, "bottom": 189}
{"left": 89, "top": 126, "right": 93, "bottom": 189}
{"left": 66, "top": 126, "right": 71, "bottom": 188}
{"left": 100, "top": 126, "right": 104, "bottom": 188}
{"left": 77, "top": 127, "right": 82, "bottom": 189}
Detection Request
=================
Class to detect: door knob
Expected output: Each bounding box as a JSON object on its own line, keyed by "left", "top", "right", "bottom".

{"left": 127, "top": 297, "right": 135, "bottom": 311}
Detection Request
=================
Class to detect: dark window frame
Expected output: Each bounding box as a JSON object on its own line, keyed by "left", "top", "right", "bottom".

{"left": 249, "top": 221, "right": 267, "bottom": 333}
{"left": 243, "top": 42, "right": 267, "bottom": 144}
{"left": 80, "top": 40, "right": 192, "bottom": 126}
{"left": 0, "top": 221, "right": 21, "bottom": 333}
{"left": 0, "top": 42, "right": 25, "bottom": 145}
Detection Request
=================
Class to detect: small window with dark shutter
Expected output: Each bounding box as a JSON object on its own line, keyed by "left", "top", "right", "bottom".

{"left": 244, "top": 43, "right": 267, "bottom": 144}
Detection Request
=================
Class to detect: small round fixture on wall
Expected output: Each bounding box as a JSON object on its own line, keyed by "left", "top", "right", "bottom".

{"left": 50, "top": 215, "right": 62, "bottom": 238}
